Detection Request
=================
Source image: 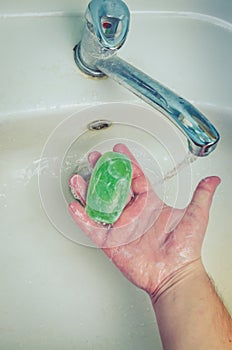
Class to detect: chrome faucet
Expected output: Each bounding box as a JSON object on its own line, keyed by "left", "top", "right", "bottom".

{"left": 74, "top": 0, "right": 220, "bottom": 156}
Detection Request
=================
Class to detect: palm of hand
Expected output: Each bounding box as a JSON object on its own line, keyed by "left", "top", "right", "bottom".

{"left": 69, "top": 144, "right": 220, "bottom": 295}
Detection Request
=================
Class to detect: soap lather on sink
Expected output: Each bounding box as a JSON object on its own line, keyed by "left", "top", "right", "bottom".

{"left": 70, "top": 151, "right": 133, "bottom": 224}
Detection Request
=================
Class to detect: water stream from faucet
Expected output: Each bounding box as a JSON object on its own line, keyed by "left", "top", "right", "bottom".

{"left": 161, "top": 152, "right": 197, "bottom": 183}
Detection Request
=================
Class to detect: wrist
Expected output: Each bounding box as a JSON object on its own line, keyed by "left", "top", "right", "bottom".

{"left": 149, "top": 259, "right": 207, "bottom": 305}
{"left": 150, "top": 259, "right": 232, "bottom": 350}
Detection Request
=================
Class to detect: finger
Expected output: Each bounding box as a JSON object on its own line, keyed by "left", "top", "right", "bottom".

{"left": 88, "top": 151, "right": 101, "bottom": 168}
{"left": 132, "top": 174, "right": 149, "bottom": 195}
{"left": 68, "top": 201, "right": 108, "bottom": 247}
{"left": 69, "top": 174, "right": 87, "bottom": 205}
{"left": 113, "top": 143, "right": 163, "bottom": 205}
{"left": 113, "top": 143, "right": 150, "bottom": 193}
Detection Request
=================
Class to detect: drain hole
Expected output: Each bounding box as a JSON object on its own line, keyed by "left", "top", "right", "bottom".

{"left": 87, "top": 120, "right": 112, "bottom": 131}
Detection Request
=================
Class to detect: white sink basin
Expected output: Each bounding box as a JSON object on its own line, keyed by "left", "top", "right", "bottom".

{"left": 0, "top": 4, "right": 232, "bottom": 350}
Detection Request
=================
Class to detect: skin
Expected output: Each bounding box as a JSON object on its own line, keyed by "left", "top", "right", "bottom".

{"left": 68, "top": 143, "right": 232, "bottom": 349}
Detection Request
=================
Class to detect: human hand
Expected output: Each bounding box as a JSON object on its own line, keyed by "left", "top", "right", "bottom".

{"left": 68, "top": 144, "right": 220, "bottom": 296}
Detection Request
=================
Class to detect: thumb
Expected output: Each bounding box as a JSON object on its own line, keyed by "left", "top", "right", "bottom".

{"left": 174, "top": 176, "right": 221, "bottom": 252}
{"left": 190, "top": 175, "right": 220, "bottom": 213}
{"left": 183, "top": 176, "right": 221, "bottom": 229}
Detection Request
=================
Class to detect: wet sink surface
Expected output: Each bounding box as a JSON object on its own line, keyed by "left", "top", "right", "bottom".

{"left": 1, "top": 105, "right": 232, "bottom": 350}
{"left": 0, "top": 8, "right": 232, "bottom": 350}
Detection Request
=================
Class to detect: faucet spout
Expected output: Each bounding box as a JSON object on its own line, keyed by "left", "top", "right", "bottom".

{"left": 74, "top": 0, "right": 220, "bottom": 156}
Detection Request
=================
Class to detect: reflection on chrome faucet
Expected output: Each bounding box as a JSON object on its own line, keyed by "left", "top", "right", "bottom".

{"left": 73, "top": 0, "right": 220, "bottom": 157}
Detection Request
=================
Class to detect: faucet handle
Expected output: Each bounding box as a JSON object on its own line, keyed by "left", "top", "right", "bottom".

{"left": 86, "top": 0, "right": 130, "bottom": 50}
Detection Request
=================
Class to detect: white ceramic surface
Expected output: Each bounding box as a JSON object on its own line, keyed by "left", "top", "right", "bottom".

{"left": 0, "top": 4, "right": 232, "bottom": 350}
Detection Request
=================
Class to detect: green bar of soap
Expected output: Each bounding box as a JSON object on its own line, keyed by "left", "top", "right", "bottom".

{"left": 86, "top": 151, "right": 132, "bottom": 224}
